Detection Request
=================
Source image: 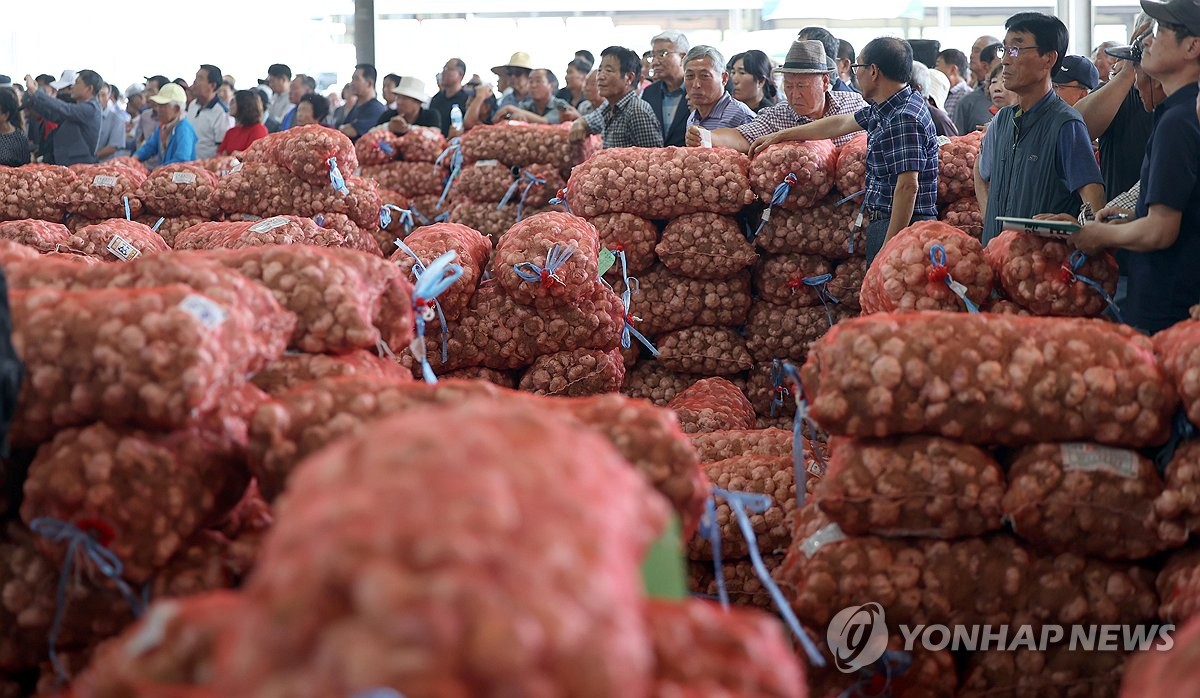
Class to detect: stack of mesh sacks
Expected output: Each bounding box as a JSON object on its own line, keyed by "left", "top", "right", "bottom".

{"left": 447, "top": 122, "right": 598, "bottom": 239}
{"left": 777, "top": 310, "right": 1191, "bottom": 695}
{"left": 0, "top": 228, "right": 419, "bottom": 692}
{"left": 355, "top": 126, "right": 450, "bottom": 248}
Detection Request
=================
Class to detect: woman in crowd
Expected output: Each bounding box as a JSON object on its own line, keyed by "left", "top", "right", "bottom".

{"left": 727, "top": 50, "right": 778, "bottom": 112}
{"left": 217, "top": 81, "right": 235, "bottom": 108}
{"left": 296, "top": 93, "right": 331, "bottom": 127}
{"left": 0, "top": 88, "right": 32, "bottom": 166}
{"left": 987, "top": 63, "right": 1017, "bottom": 118}
{"left": 219, "top": 89, "right": 268, "bottom": 155}
{"left": 494, "top": 69, "right": 579, "bottom": 124}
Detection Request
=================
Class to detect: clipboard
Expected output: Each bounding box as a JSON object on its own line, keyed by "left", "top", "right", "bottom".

{"left": 996, "top": 216, "right": 1080, "bottom": 240}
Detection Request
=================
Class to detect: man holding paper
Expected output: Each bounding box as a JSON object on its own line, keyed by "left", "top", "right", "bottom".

{"left": 681, "top": 45, "right": 754, "bottom": 145}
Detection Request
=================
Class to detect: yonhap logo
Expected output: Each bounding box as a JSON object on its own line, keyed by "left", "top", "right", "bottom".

{"left": 828, "top": 603, "right": 889, "bottom": 673}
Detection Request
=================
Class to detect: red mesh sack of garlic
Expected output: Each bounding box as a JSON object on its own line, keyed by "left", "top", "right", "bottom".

{"left": 0, "top": 164, "right": 77, "bottom": 221}
{"left": 753, "top": 253, "right": 835, "bottom": 306}
{"left": 20, "top": 422, "right": 250, "bottom": 585}
{"left": 389, "top": 222, "right": 492, "bottom": 326}
{"left": 394, "top": 125, "right": 449, "bottom": 162}
{"left": 985, "top": 230, "right": 1119, "bottom": 317}
{"left": 518, "top": 348, "right": 625, "bottom": 396}
{"left": 9, "top": 284, "right": 272, "bottom": 447}
{"left": 65, "top": 218, "right": 169, "bottom": 261}
{"left": 625, "top": 265, "right": 753, "bottom": 336}
{"left": 814, "top": 436, "right": 1005, "bottom": 538}
{"left": 443, "top": 366, "right": 518, "bottom": 387}
{"left": 566, "top": 146, "right": 756, "bottom": 218}
{"left": 668, "top": 377, "right": 756, "bottom": 434}
{"left": 982, "top": 296, "right": 1034, "bottom": 315}
{"left": 802, "top": 312, "right": 1178, "bottom": 446}
{"left": 687, "top": 556, "right": 783, "bottom": 611}
{"left": 173, "top": 216, "right": 338, "bottom": 250}
{"left": 106, "top": 156, "right": 149, "bottom": 176}
{"left": 1158, "top": 549, "right": 1200, "bottom": 623}
{"left": 745, "top": 301, "right": 853, "bottom": 363}
{"left": 452, "top": 161, "right": 515, "bottom": 202}
{"left": 941, "top": 196, "right": 982, "bottom": 239}
{"left": 621, "top": 363, "right": 702, "bottom": 406}
{"left": 1119, "top": 616, "right": 1200, "bottom": 698}
{"left": 860, "top": 220, "right": 992, "bottom": 314}
{"left": 137, "top": 164, "right": 220, "bottom": 217}
{"left": 359, "top": 161, "right": 444, "bottom": 196}
{"left": 1003, "top": 443, "right": 1181, "bottom": 561}
{"left": 267, "top": 124, "right": 358, "bottom": 187}
{"left": 749, "top": 140, "right": 837, "bottom": 210}
{"left": 65, "top": 214, "right": 104, "bottom": 232}
{"left": 655, "top": 213, "right": 758, "bottom": 280}
{"left": 448, "top": 201, "right": 523, "bottom": 240}
{"left": 213, "top": 162, "right": 380, "bottom": 229}
{"left": 229, "top": 400, "right": 668, "bottom": 697}
{"left": 133, "top": 215, "right": 208, "bottom": 248}
{"left": 312, "top": 212, "right": 382, "bottom": 257}
{"left": 407, "top": 279, "right": 624, "bottom": 372}
{"left": 645, "top": 599, "right": 805, "bottom": 698}
{"left": 353, "top": 129, "right": 404, "bottom": 167}
{"left": 493, "top": 212, "right": 600, "bottom": 309}
{"left": 1154, "top": 441, "right": 1200, "bottom": 539}
{"left": 691, "top": 428, "right": 792, "bottom": 463}
{"left": 62, "top": 164, "right": 147, "bottom": 219}
{"left": 251, "top": 351, "right": 412, "bottom": 396}
{"left": 656, "top": 327, "right": 754, "bottom": 376}
{"left": 1153, "top": 320, "right": 1200, "bottom": 426}
{"left": 194, "top": 154, "right": 238, "bottom": 174}
{"left": 958, "top": 646, "right": 1126, "bottom": 697}
{"left": 198, "top": 245, "right": 413, "bottom": 354}
{"left": 753, "top": 197, "right": 864, "bottom": 260}
{"left": 0, "top": 219, "right": 71, "bottom": 253}
{"left": 807, "top": 639, "right": 959, "bottom": 698}
{"left": 149, "top": 530, "right": 252, "bottom": 600}
{"left": 687, "top": 454, "right": 796, "bottom": 559}
{"left": 461, "top": 121, "right": 593, "bottom": 174}
{"left": 834, "top": 133, "right": 868, "bottom": 198}
{"left": 590, "top": 213, "right": 659, "bottom": 276}
{"left": 937, "top": 131, "right": 983, "bottom": 204}
{"left": 828, "top": 257, "right": 866, "bottom": 311}
{"left": 5, "top": 252, "right": 294, "bottom": 376}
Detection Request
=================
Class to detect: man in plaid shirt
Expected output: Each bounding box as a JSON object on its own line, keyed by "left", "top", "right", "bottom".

{"left": 570, "top": 46, "right": 663, "bottom": 148}
{"left": 748, "top": 37, "right": 939, "bottom": 262}
{"left": 693, "top": 39, "right": 866, "bottom": 151}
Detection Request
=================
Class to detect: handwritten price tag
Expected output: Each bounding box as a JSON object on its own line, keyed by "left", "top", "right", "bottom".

{"left": 92, "top": 175, "right": 118, "bottom": 188}
{"left": 106, "top": 235, "right": 140, "bottom": 262}
{"left": 170, "top": 171, "right": 197, "bottom": 185}
{"left": 179, "top": 294, "right": 228, "bottom": 329}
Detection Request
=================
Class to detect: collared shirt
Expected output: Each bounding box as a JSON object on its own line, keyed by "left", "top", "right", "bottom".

{"left": 832, "top": 77, "right": 858, "bottom": 93}
{"left": 978, "top": 90, "right": 1102, "bottom": 195}
{"left": 267, "top": 91, "right": 292, "bottom": 123}
{"left": 185, "top": 95, "right": 232, "bottom": 160}
{"left": 135, "top": 117, "right": 197, "bottom": 166}
{"left": 661, "top": 84, "right": 685, "bottom": 140}
{"left": 943, "top": 81, "right": 970, "bottom": 120}
{"left": 737, "top": 90, "right": 867, "bottom": 147}
{"left": 96, "top": 103, "right": 130, "bottom": 160}
{"left": 338, "top": 98, "right": 385, "bottom": 141}
{"left": 952, "top": 83, "right": 993, "bottom": 136}
{"left": 687, "top": 91, "right": 755, "bottom": 130}
{"left": 516, "top": 96, "right": 574, "bottom": 124}
{"left": 853, "top": 86, "right": 939, "bottom": 217}
{"left": 582, "top": 89, "right": 664, "bottom": 149}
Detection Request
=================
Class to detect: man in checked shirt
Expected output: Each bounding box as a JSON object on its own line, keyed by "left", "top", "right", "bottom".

{"left": 569, "top": 46, "right": 663, "bottom": 148}
{"left": 747, "top": 37, "right": 939, "bottom": 263}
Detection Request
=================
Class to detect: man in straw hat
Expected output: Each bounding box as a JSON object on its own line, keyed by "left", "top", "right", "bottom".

{"left": 690, "top": 39, "right": 865, "bottom": 152}
{"left": 746, "top": 37, "right": 940, "bottom": 263}
{"left": 464, "top": 51, "right": 535, "bottom": 129}
{"left": 384, "top": 76, "right": 446, "bottom": 135}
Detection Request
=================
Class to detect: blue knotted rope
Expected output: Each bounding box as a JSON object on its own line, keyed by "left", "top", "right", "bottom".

{"left": 380, "top": 204, "right": 415, "bottom": 237}
{"left": 794, "top": 273, "right": 842, "bottom": 327}
{"left": 30, "top": 517, "right": 144, "bottom": 684}
{"left": 122, "top": 196, "right": 131, "bottom": 221}
{"left": 408, "top": 249, "right": 464, "bottom": 384}
{"left": 620, "top": 282, "right": 659, "bottom": 357}
{"left": 435, "top": 137, "right": 464, "bottom": 209}
{"left": 395, "top": 238, "right": 455, "bottom": 367}
{"left": 548, "top": 187, "right": 572, "bottom": 214}
{"left": 1060, "top": 249, "right": 1125, "bottom": 324}
{"left": 834, "top": 188, "right": 866, "bottom": 207}
{"left": 779, "top": 360, "right": 828, "bottom": 507}
{"left": 151, "top": 217, "right": 165, "bottom": 233}
{"left": 498, "top": 169, "right": 547, "bottom": 222}
{"left": 328, "top": 157, "right": 349, "bottom": 195}
{"left": 514, "top": 243, "right": 576, "bottom": 288}
{"left": 928, "top": 245, "right": 980, "bottom": 313}
{"left": 751, "top": 172, "right": 799, "bottom": 241}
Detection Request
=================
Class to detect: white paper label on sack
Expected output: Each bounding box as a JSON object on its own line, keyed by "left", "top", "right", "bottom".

{"left": 179, "top": 294, "right": 228, "bottom": 329}
{"left": 799, "top": 522, "right": 846, "bottom": 559}
{"left": 170, "top": 171, "right": 197, "bottom": 185}
{"left": 420, "top": 127, "right": 439, "bottom": 140}
{"left": 124, "top": 600, "right": 181, "bottom": 658}
{"left": 1060, "top": 443, "right": 1138, "bottom": 479}
{"left": 697, "top": 127, "right": 712, "bottom": 148}
{"left": 936, "top": 135, "right": 953, "bottom": 148}
{"left": 476, "top": 159, "right": 500, "bottom": 167}
{"left": 228, "top": 157, "right": 243, "bottom": 174}
{"left": 92, "top": 174, "right": 118, "bottom": 188}
{"left": 249, "top": 216, "right": 290, "bottom": 234}
{"left": 106, "top": 235, "right": 140, "bottom": 262}
{"left": 807, "top": 460, "right": 825, "bottom": 478}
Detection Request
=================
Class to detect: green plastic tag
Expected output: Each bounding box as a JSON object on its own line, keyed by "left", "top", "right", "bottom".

{"left": 641, "top": 513, "right": 687, "bottom": 600}
{"left": 598, "top": 248, "right": 616, "bottom": 278}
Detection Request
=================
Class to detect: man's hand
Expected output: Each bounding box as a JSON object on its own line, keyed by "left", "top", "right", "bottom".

{"left": 494, "top": 105, "right": 516, "bottom": 121}
{"left": 1033, "top": 213, "right": 1079, "bottom": 222}
{"left": 558, "top": 105, "right": 580, "bottom": 122}
{"left": 568, "top": 118, "right": 589, "bottom": 144}
{"left": 748, "top": 132, "right": 782, "bottom": 158}
{"left": 1072, "top": 222, "right": 1112, "bottom": 255}
{"left": 1096, "top": 205, "right": 1134, "bottom": 223}
{"left": 388, "top": 115, "right": 410, "bottom": 135}
{"left": 339, "top": 124, "right": 359, "bottom": 138}
{"left": 23, "top": 74, "right": 37, "bottom": 93}
{"left": 685, "top": 124, "right": 702, "bottom": 147}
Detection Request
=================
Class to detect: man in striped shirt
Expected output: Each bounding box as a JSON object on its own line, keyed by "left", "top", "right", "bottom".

{"left": 695, "top": 39, "right": 866, "bottom": 151}
{"left": 682, "top": 45, "right": 755, "bottom": 131}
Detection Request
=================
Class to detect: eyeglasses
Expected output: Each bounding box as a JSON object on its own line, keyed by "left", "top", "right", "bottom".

{"left": 849, "top": 63, "right": 872, "bottom": 70}
{"left": 1053, "top": 82, "right": 1087, "bottom": 91}
{"left": 1003, "top": 45, "right": 1041, "bottom": 58}
{"left": 650, "top": 50, "right": 679, "bottom": 59}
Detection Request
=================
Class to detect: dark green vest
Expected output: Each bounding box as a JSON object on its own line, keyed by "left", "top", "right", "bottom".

{"left": 982, "top": 94, "right": 1084, "bottom": 244}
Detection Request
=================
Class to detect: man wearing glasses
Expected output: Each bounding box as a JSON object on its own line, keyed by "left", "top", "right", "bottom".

{"left": 975, "top": 13, "right": 1107, "bottom": 244}
{"left": 1073, "top": 0, "right": 1200, "bottom": 334}
{"left": 1051, "top": 55, "right": 1100, "bottom": 106}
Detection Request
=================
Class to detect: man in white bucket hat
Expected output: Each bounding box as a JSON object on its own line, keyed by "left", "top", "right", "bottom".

{"left": 384, "top": 76, "right": 446, "bottom": 135}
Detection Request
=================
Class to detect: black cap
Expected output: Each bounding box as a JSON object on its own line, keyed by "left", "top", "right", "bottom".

{"left": 1053, "top": 55, "right": 1101, "bottom": 89}
{"left": 1141, "top": 0, "right": 1200, "bottom": 36}
{"left": 1104, "top": 42, "right": 1143, "bottom": 63}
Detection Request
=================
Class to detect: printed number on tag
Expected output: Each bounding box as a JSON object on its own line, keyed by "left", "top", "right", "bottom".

{"left": 170, "top": 171, "right": 197, "bottom": 185}
{"left": 106, "top": 235, "right": 140, "bottom": 262}
{"left": 249, "top": 216, "right": 290, "bottom": 233}
{"left": 92, "top": 175, "right": 118, "bottom": 188}
{"left": 179, "top": 294, "right": 228, "bottom": 329}
{"left": 1060, "top": 443, "right": 1139, "bottom": 478}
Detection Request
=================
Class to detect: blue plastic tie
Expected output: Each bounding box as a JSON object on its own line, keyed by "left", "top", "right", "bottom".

{"left": 769, "top": 359, "right": 789, "bottom": 417}
{"left": 513, "top": 243, "right": 576, "bottom": 287}
{"left": 834, "top": 188, "right": 866, "bottom": 207}
{"left": 30, "top": 517, "right": 144, "bottom": 684}
{"left": 380, "top": 204, "right": 415, "bottom": 236}
{"left": 313, "top": 214, "right": 326, "bottom": 228}
{"left": 751, "top": 172, "right": 798, "bottom": 241}
{"left": 698, "top": 496, "right": 729, "bottom": 609}
{"left": 801, "top": 273, "right": 842, "bottom": 327}
{"left": 498, "top": 169, "right": 547, "bottom": 222}
{"left": 548, "top": 187, "right": 572, "bottom": 214}
{"left": 435, "top": 138, "right": 464, "bottom": 209}
{"left": 377, "top": 141, "right": 395, "bottom": 156}
{"left": 409, "top": 250, "right": 463, "bottom": 384}
{"left": 619, "top": 283, "right": 659, "bottom": 356}
{"left": 837, "top": 650, "right": 913, "bottom": 698}
{"left": 410, "top": 206, "right": 433, "bottom": 227}
{"left": 328, "top": 157, "right": 349, "bottom": 195}
{"left": 1157, "top": 410, "right": 1199, "bottom": 475}
{"left": 151, "top": 217, "right": 165, "bottom": 233}
{"left": 122, "top": 196, "right": 131, "bottom": 221}
{"left": 928, "top": 244, "right": 979, "bottom": 313}
{"left": 395, "top": 238, "right": 454, "bottom": 365}
{"left": 1062, "top": 250, "right": 1126, "bottom": 324}
{"left": 434, "top": 211, "right": 450, "bottom": 224}
{"left": 779, "top": 361, "right": 827, "bottom": 506}
{"left": 708, "top": 487, "right": 826, "bottom": 667}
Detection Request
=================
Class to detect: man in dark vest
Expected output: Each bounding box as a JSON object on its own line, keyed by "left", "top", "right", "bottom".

{"left": 974, "top": 12, "right": 1107, "bottom": 244}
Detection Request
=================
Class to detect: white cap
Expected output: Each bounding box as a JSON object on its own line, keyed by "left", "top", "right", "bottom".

{"left": 50, "top": 70, "right": 77, "bottom": 90}
{"left": 926, "top": 67, "right": 950, "bottom": 110}
{"left": 124, "top": 82, "right": 146, "bottom": 99}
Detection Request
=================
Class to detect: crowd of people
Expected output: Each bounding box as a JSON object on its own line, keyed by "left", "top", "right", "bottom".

{"left": 0, "top": 0, "right": 1197, "bottom": 331}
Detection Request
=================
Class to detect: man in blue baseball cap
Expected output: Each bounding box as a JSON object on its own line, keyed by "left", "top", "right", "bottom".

{"left": 1052, "top": 55, "right": 1101, "bottom": 105}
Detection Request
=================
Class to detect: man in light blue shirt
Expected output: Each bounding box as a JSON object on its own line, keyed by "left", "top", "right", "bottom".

{"left": 95, "top": 83, "right": 130, "bottom": 160}
{"left": 681, "top": 45, "right": 755, "bottom": 135}
{"left": 643, "top": 30, "right": 690, "bottom": 146}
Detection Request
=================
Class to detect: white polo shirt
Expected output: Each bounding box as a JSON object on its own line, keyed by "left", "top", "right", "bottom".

{"left": 186, "top": 96, "right": 233, "bottom": 160}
